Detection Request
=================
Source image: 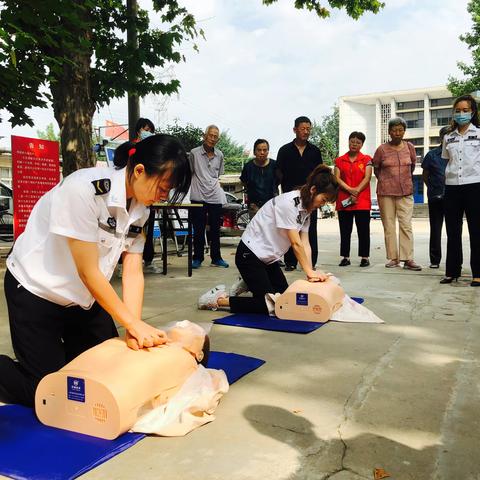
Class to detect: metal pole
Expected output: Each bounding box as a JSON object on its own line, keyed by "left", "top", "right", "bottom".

{"left": 127, "top": 0, "right": 140, "bottom": 140}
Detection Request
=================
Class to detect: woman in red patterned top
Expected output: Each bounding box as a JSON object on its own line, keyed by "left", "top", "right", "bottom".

{"left": 334, "top": 132, "right": 373, "bottom": 267}
{"left": 372, "top": 117, "right": 421, "bottom": 270}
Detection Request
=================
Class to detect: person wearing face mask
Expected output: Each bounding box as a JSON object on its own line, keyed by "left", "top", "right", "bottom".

{"left": 334, "top": 131, "right": 373, "bottom": 267}
{"left": 133, "top": 118, "right": 159, "bottom": 274}
{"left": 440, "top": 95, "right": 480, "bottom": 287}
{"left": 0, "top": 135, "right": 191, "bottom": 406}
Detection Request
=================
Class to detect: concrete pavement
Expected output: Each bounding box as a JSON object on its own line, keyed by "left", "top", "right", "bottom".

{"left": 0, "top": 218, "right": 479, "bottom": 480}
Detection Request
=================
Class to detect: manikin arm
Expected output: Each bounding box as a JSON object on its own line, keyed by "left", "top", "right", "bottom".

{"left": 67, "top": 238, "right": 166, "bottom": 349}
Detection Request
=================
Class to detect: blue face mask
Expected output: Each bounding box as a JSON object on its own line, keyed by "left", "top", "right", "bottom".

{"left": 139, "top": 130, "right": 153, "bottom": 140}
{"left": 453, "top": 112, "right": 472, "bottom": 126}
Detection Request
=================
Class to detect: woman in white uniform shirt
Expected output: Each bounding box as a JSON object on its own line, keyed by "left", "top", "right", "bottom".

{"left": 198, "top": 165, "right": 339, "bottom": 312}
{"left": 0, "top": 134, "right": 191, "bottom": 406}
{"left": 441, "top": 95, "right": 480, "bottom": 286}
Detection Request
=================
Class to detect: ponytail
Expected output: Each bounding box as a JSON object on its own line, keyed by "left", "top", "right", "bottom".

{"left": 300, "top": 164, "right": 338, "bottom": 210}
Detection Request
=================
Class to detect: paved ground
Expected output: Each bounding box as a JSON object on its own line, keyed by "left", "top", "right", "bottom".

{"left": 0, "top": 218, "right": 479, "bottom": 480}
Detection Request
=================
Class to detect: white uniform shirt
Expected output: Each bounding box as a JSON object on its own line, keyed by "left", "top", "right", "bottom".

{"left": 241, "top": 190, "right": 310, "bottom": 264}
{"left": 7, "top": 166, "right": 149, "bottom": 308}
{"left": 442, "top": 124, "right": 480, "bottom": 185}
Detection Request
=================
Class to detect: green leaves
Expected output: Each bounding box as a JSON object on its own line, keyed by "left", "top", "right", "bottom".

{"left": 448, "top": 0, "right": 480, "bottom": 97}
{"left": 262, "top": 0, "right": 384, "bottom": 19}
{"left": 309, "top": 105, "right": 339, "bottom": 166}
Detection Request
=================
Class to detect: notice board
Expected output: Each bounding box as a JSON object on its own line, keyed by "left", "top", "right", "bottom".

{"left": 11, "top": 136, "right": 60, "bottom": 239}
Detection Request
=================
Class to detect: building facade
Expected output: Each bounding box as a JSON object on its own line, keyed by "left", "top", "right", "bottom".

{"left": 339, "top": 86, "right": 454, "bottom": 203}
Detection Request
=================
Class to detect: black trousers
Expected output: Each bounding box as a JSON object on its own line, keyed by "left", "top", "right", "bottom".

{"left": 230, "top": 241, "right": 289, "bottom": 314}
{"left": 337, "top": 210, "right": 370, "bottom": 258}
{"left": 142, "top": 207, "right": 156, "bottom": 264}
{"left": 444, "top": 182, "right": 480, "bottom": 278}
{"left": 284, "top": 210, "right": 318, "bottom": 268}
{"left": 0, "top": 270, "right": 118, "bottom": 407}
{"left": 427, "top": 198, "right": 445, "bottom": 266}
{"left": 191, "top": 201, "right": 223, "bottom": 262}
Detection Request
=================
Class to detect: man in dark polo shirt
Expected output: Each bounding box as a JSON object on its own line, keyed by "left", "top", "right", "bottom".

{"left": 276, "top": 116, "right": 323, "bottom": 271}
{"left": 421, "top": 126, "right": 449, "bottom": 269}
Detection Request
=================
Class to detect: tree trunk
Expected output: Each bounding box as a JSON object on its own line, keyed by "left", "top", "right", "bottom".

{"left": 51, "top": 50, "right": 96, "bottom": 177}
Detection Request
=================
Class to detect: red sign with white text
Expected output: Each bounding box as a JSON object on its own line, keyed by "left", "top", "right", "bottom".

{"left": 11, "top": 136, "right": 60, "bottom": 239}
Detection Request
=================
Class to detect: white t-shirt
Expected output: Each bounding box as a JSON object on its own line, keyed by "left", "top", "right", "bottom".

{"left": 241, "top": 190, "right": 310, "bottom": 264}
{"left": 7, "top": 166, "right": 149, "bottom": 308}
{"left": 442, "top": 124, "right": 480, "bottom": 185}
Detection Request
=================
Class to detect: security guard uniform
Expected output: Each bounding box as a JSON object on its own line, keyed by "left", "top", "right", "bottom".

{"left": 441, "top": 124, "right": 480, "bottom": 278}
{"left": 232, "top": 190, "right": 311, "bottom": 314}
{"left": 1, "top": 166, "right": 150, "bottom": 406}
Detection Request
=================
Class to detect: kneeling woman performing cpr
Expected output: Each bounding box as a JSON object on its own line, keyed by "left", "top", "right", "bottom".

{"left": 0, "top": 135, "right": 190, "bottom": 406}
{"left": 198, "top": 164, "right": 338, "bottom": 312}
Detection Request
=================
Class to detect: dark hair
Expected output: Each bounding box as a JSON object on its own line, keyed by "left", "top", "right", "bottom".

{"left": 348, "top": 131, "right": 366, "bottom": 143}
{"left": 300, "top": 164, "right": 338, "bottom": 210}
{"left": 134, "top": 118, "right": 155, "bottom": 136}
{"left": 294, "top": 116, "right": 311, "bottom": 128}
{"left": 253, "top": 138, "right": 270, "bottom": 151}
{"left": 113, "top": 134, "right": 191, "bottom": 203}
{"left": 199, "top": 335, "right": 210, "bottom": 367}
{"left": 452, "top": 94, "right": 479, "bottom": 128}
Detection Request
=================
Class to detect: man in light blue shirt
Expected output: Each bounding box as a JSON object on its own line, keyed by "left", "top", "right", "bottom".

{"left": 189, "top": 125, "right": 229, "bottom": 269}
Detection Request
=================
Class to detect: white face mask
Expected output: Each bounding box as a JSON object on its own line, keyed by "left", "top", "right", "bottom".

{"left": 139, "top": 130, "right": 153, "bottom": 140}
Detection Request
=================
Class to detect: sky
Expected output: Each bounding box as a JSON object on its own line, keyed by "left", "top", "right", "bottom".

{"left": 0, "top": 0, "right": 473, "bottom": 157}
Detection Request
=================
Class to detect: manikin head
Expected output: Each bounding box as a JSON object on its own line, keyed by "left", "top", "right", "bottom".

{"left": 166, "top": 321, "right": 210, "bottom": 367}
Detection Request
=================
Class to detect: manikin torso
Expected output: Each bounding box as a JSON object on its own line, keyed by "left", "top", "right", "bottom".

{"left": 35, "top": 322, "right": 205, "bottom": 439}
{"left": 275, "top": 278, "right": 345, "bottom": 322}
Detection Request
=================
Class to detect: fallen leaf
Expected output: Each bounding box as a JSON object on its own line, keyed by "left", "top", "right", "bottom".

{"left": 374, "top": 468, "right": 390, "bottom": 480}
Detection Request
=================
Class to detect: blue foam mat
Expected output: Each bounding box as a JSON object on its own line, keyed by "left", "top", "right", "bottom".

{"left": 207, "top": 351, "right": 265, "bottom": 383}
{"left": 0, "top": 350, "right": 263, "bottom": 480}
{"left": 214, "top": 313, "right": 326, "bottom": 333}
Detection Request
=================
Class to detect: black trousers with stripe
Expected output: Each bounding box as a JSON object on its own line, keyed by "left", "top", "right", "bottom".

{"left": 0, "top": 270, "right": 118, "bottom": 407}
{"left": 444, "top": 182, "right": 480, "bottom": 278}
{"left": 229, "top": 241, "right": 289, "bottom": 314}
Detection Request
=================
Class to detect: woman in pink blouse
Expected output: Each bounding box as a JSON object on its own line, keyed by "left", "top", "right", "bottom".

{"left": 372, "top": 117, "right": 421, "bottom": 270}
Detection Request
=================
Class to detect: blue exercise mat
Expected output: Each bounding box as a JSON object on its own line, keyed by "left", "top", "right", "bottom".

{"left": 214, "top": 313, "right": 326, "bottom": 333}
{"left": 0, "top": 350, "right": 264, "bottom": 480}
{"left": 0, "top": 405, "right": 145, "bottom": 480}
{"left": 351, "top": 296, "right": 364, "bottom": 304}
{"left": 207, "top": 351, "right": 265, "bottom": 383}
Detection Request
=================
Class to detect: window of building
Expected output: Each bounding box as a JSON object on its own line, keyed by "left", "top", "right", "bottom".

{"left": 0, "top": 167, "right": 12, "bottom": 188}
{"left": 431, "top": 108, "right": 452, "bottom": 126}
{"left": 402, "top": 111, "right": 424, "bottom": 128}
{"left": 381, "top": 103, "right": 391, "bottom": 144}
{"left": 430, "top": 136, "right": 441, "bottom": 146}
{"left": 396, "top": 100, "right": 424, "bottom": 110}
{"left": 430, "top": 97, "right": 454, "bottom": 107}
{"left": 407, "top": 138, "right": 423, "bottom": 146}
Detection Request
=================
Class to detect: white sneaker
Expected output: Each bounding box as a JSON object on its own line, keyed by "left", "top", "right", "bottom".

{"left": 229, "top": 276, "right": 249, "bottom": 296}
{"left": 143, "top": 263, "right": 162, "bottom": 274}
{"left": 198, "top": 284, "right": 227, "bottom": 311}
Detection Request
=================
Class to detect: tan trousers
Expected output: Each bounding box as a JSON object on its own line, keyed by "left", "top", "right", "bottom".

{"left": 378, "top": 195, "right": 414, "bottom": 261}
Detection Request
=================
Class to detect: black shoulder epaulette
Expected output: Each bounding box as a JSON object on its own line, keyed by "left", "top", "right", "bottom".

{"left": 91, "top": 179, "right": 111, "bottom": 195}
{"left": 293, "top": 196, "right": 300, "bottom": 206}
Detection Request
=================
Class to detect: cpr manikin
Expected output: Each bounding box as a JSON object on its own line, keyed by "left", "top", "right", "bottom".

{"left": 35, "top": 321, "right": 227, "bottom": 440}
{"left": 274, "top": 278, "right": 345, "bottom": 322}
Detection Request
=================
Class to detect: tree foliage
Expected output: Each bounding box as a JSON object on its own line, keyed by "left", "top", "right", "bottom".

{"left": 216, "top": 131, "right": 249, "bottom": 174}
{"left": 309, "top": 105, "right": 339, "bottom": 166}
{"left": 448, "top": 0, "right": 480, "bottom": 97}
{"left": 160, "top": 122, "right": 203, "bottom": 153}
{"left": 262, "top": 0, "right": 384, "bottom": 19}
{"left": 36, "top": 123, "right": 60, "bottom": 143}
{"left": 0, "top": 0, "right": 201, "bottom": 175}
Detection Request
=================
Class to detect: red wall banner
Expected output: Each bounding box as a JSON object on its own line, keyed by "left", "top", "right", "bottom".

{"left": 11, "top": 135, "right": 60, "bottom": 239}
